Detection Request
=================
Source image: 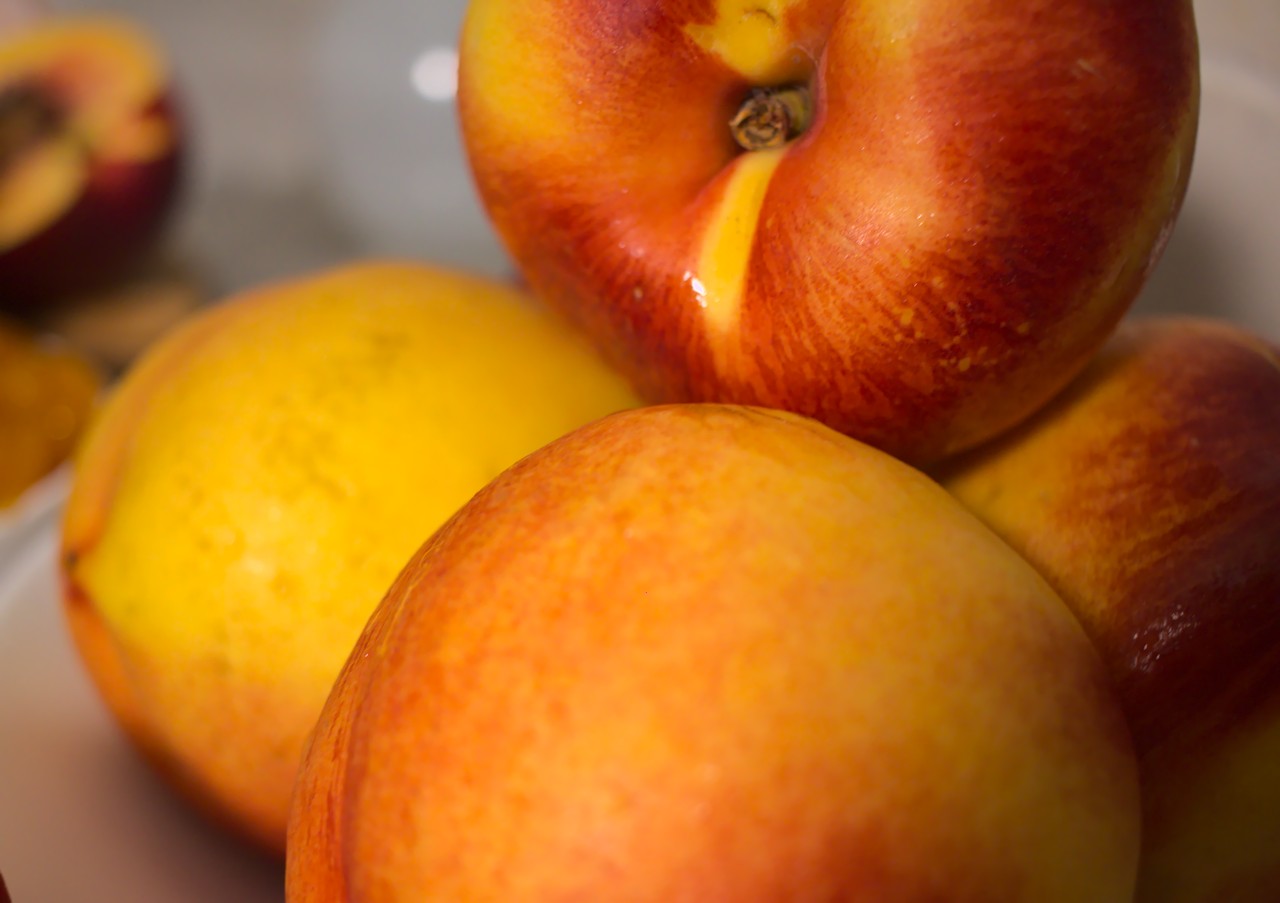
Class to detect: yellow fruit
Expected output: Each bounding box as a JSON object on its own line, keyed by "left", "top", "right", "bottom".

{"left": 59, "top": 260, "right": 640, "bottom": 854}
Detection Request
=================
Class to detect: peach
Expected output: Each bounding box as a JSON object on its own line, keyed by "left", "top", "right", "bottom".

{"left": 58, "top": 261, "right": 640, "bottom": 854}
{"left": 458, "top": 0, "right": 1200, "bottom": 465}
{"left": 938, "top": 316, "right": 1280, "bottom": 902}
{"left": 0, "top": 14, "right": 184, "bottom": 306}
{"left": 287, "top": 404, "right": 1140, "bottom": 902}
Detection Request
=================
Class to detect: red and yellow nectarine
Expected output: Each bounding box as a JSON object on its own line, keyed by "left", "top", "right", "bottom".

{"left": 58, "top": 261, "right": 639, "bottom": 854}
{"left": 939, "top": 316, "right": 1280, "bottom": 903}
{"left": 459, "top": 0, "right": 1200, "bottom": 465}
{"left": 288, "top": 404, "right": 1141, "bottom": 902}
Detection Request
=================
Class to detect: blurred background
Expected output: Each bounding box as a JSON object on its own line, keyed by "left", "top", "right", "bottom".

{"left": 6, "top": 0, "right": 1279, "bottom": 342}
{"left": 42, "top": 0, "right": 513, "bottom": 300}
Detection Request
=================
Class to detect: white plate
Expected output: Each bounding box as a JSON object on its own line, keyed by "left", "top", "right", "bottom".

{"left": 0, "top": 525, "right": 284, "bottom": 902}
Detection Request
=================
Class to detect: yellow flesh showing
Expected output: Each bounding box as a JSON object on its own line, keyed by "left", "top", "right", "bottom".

{"left": 691, "top": 148, "right": 786, "bottom": 359}
{"left": 0, "top": 17, "right": 173, "bottom": 244}
{"left": 0, "top": 18, "right": 163, "bottom": 129}
{"left": 684, "top": 0, "right": 812, "bottom": 83}
{"left": 0, "top": 139, "right": 84, "bottom": 246}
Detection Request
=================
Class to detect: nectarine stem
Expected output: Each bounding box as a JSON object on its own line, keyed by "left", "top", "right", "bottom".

{"left": 730, "top": 85, "right": 811, "bottom": 152}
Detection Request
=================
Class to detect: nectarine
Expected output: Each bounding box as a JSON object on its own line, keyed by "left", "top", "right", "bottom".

{"left": 939, "top": 316, "right": 1280, "bottom": 903}
{"left": 288, "top": 404, "right": 1141, "bottom": 902}
{"left": 58, "top": 261, "right": 640, "bottom": 854}
{"left": 458, "top": 0, "right": 1200, "bottom": 465}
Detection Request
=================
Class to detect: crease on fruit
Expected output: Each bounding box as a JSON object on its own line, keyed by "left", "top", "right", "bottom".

{"left": 690, "top": 147, "right": 785, "bottom": 367}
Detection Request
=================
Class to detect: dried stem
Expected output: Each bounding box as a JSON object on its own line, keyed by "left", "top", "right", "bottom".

{"left": 730, "top": 85, "right": 812, "bottom": 152}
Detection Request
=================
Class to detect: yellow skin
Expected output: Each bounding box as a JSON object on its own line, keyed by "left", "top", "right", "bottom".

{"left": 288, "top": 404, "right": 1140, "bottom": 902}
{"left": 59, "top": 261, "right": 640, "bottom": 854}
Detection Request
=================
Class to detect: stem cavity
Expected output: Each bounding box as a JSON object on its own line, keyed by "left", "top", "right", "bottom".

{"left": 730, "top": 84, "right": 811, "bottom": 152}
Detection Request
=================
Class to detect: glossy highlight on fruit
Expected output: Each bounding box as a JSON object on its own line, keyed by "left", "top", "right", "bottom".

{"left": 459, "top": 0, "right": 1200, "bottom": 465}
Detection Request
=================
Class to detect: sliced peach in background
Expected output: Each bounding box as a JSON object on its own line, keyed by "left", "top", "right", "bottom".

{"left": 0, "top": 15, "right": 184, "bottom": 306}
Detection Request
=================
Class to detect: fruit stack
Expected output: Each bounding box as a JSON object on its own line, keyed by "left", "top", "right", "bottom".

{"left": 4, "top": 1, "right": 1278, "bottom": 902}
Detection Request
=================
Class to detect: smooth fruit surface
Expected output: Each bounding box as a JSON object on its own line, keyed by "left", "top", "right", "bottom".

{"left": 939, "top": 316, "right": 1280, "bottom": 903}
{"left": 287, "top": 404, "right": 1140, "bottom": 902}
{"left": 58, "top": 261, "right": 640, "bottom": 854}
{"left": 458, "top": 0, "right": 1200, "bottom": 465}
{"left": 0, "top": 14, "right": 183, "bottom": 305}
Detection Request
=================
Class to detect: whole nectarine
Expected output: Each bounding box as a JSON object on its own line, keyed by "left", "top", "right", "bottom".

{"left": 939, "top": 316, "right": 1280, "bottom": 903}
{"left": 288, "top": 404, "right": 1140, "bottom": 902}
{"left": 58, "top": 261, "right": 640, "bottom": 854}
{"left": 0, "top": 15, "right": 184, "bottom": 306}
{"left": 458, "top": 0, "right": 1200, "bottom": 465}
